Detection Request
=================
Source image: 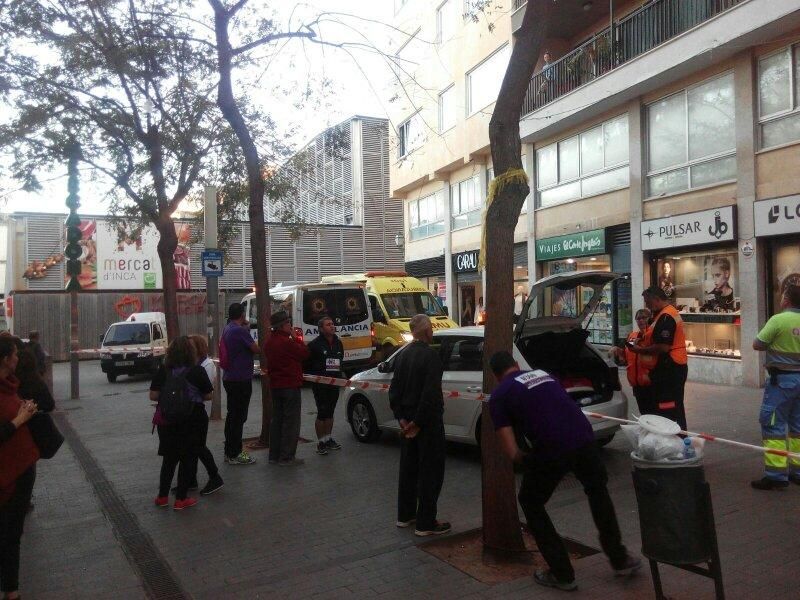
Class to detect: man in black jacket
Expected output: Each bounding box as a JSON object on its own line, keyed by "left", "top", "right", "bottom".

{"left": 307, "top": 317, "right": 345, "bottom": 456}
{"left": 388, "top": 314, "right": 450, "bottom": 536}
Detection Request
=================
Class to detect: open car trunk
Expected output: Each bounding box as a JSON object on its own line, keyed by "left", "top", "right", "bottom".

{"left": 514, "top": 271, "right": 623, "bottom": 407}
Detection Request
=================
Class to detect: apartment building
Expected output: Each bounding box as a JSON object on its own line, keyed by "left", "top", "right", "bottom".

{"left": 389, "top": 0, "right": 800, "bottom": 386}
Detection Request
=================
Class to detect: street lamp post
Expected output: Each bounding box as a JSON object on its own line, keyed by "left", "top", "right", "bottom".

{"left": 63, "top": 142, "right": 82, "bottom": 400}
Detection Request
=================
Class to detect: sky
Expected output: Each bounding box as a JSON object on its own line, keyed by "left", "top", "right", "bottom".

{"left": 0, "top": 0, "right": 396, "bottom": 216}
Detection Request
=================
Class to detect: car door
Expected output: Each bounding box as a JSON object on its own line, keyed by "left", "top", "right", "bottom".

{"left": 438, "top": 335, "right": 484, "bottom": 441}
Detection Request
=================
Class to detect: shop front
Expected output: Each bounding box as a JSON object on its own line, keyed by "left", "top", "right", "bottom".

{"left": 535, "top": 227, "right": 631, "bottom": 345}
{"left": 453, "top": 249, "right": 481, "bottom": 326}
{"left": 641, "top": 205, "right": 741, "bottom": 384}
{"left": 754, "top": 195, "right": 800, "bottom": 315}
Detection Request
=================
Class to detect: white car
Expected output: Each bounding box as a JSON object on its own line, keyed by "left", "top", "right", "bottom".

{"left": 343, "top": 271, "right": 628, "bottom": 446}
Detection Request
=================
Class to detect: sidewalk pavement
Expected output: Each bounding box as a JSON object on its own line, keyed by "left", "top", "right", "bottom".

{"left": 16, "top": 361, "right": 798, "bottom": 599}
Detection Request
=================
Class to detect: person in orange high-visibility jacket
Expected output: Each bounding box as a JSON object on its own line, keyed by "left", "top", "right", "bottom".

{"left": 628, "top": 287, "right": 688, "bottom": 430}
{"left": 612, "top": 309, "right": 657, "bottom": 415}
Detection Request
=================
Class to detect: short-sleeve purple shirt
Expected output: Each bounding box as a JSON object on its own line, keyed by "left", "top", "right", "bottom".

{"left": 489, "top": 369, "right": 593, "bottom": 461}
{"left": 221, "top": 321, "right": 256, "bottom": 381}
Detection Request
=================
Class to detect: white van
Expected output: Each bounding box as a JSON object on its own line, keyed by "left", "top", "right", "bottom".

{"left": 241, "top": 283, "right": 374, "bottom": 374}
{"left": 99, "top": 312, "right": 168, "bottom": 382}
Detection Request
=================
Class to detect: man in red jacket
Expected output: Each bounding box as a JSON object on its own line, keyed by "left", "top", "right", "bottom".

{"left": 263, "top": 310, "right": 310, "bottom": 466}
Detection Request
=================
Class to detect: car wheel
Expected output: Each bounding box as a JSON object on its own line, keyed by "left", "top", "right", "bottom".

{"left": 348, "top": 396, "right": 381, "bottom": 443}
{"left": 106, "top": 372, "right": 117, "bottom": 383}
{"left": 597, "top": 433, "right": 615, "bottom": 447}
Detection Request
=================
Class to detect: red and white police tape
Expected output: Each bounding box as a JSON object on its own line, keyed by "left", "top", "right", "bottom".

{"left": 302, "top": 373, "right": 800, "bottom": 461}
{"left": 72, "top": 347, "right": 166, "bottom": 355}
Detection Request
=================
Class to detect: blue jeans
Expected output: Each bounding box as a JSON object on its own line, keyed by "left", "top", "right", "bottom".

{"left": 759, "top": 372, "right": 800, "bottom": 481}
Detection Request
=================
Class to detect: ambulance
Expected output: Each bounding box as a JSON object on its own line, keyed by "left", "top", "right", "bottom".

{"left": 241, "top": 282, "right": 374, "bottom": 374}
{"left": 320, "top": 272, "right": 458, "bottom": 357}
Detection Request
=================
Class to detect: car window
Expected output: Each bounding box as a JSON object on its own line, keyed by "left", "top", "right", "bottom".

{"left": 152, "top": 324, "right": 163, "bottom": 340}
{"left": 303, "top": 289, "right": 369, "bottom": 326}
{"left": 104, "top": 323, "right": 150, "bottom": 346}
{"left": 437, "top": 336, "right": 482, "bottom": 372}
{"left": 379, "top": 292, "right": 444, "bottom": 319}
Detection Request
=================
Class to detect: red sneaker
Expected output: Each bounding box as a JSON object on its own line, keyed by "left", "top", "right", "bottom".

{"left": 154, "top": 496, "right": 169, "bottom": 507}
{"left": 173, "top": 497, "right": 198, "bottom": 511}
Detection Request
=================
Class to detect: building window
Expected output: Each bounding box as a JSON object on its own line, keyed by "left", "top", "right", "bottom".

{"left": 646, "top": 72, "right": 735, "bottom": 198}
{"left": 437, "top": 0, "right": 457, "bottom": 44}
{"left": 398, "top": 112, "right": 425, "bottom": 159}
{"left": 409, "top": 191, "right": 445, "bottom": 240}
{"left": 758, "top": 45, "right": 800, "bottom": 149}
{"left": 439, "top": 85, "right": 456, "bottom": 133}
{"left": 451, "top": 175, "right": 481, "bottom": 230}
{"left": 536, "top": 114, "right": 630, "bottom": 209}
{"left": 466, "top": 45, "right": 510, "bottom": 116}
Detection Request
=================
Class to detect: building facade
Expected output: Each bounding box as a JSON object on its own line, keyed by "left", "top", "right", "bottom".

{"left": 389, "top": 0, "right": 800, "bottom": 387}
{"left": 7, "top": 115, "right": 403, "bottom": 294}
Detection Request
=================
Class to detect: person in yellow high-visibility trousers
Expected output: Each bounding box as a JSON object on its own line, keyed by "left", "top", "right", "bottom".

{"left": 751, "top": 283, "right": 800, "bottom": 490}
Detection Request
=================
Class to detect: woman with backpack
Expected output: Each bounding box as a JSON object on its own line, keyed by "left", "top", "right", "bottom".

{"left": 150, "top": 336, "right": 214, "bottom": 510}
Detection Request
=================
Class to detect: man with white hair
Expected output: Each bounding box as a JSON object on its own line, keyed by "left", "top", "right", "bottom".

{"left": 388, "top": 314, "right": 450, "bottom": 536}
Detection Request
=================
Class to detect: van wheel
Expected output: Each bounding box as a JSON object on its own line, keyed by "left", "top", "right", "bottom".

{"left": 106, "top": 372, "right": 117, "bottom": 383}
{"left": 597, "top": 433, "right": 615, "bottom": 447}
{"left": 348, "top": 396, "right": 381, "bottom": 443}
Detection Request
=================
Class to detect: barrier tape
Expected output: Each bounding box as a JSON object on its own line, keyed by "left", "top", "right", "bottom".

{"left": 72, "top": 347, "right": 166, "bottom": 355}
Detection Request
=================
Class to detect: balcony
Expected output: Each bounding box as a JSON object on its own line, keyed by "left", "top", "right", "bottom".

{"left": 522, "top": 0, "right": 745, "bottom": 117}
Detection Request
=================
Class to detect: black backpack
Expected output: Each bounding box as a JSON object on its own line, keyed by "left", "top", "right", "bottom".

{"left": 159, "top": 369, "right": 194, "bottom": 423}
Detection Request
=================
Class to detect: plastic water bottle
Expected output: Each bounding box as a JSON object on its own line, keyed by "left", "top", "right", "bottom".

{"left": 683, "top": 437, "right": 696, "bottom": 459}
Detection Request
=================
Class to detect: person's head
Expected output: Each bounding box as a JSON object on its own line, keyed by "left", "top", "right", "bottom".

{"left": 165, "top": 335, "right": 197, "bottom": 370}
{"left": 190, "top": 335, "right": 209, "bottom": 361}
{"left": 711, "top": 257, "right": 731, "bottom": 289}
{"left": 543, "top": 51, "right": 551, "bottom": 63}
{"left": 318, "top": 316, "right": 335, "bottom": 337}
{"left": 634, "top": 308, "right": 652, "bottom": 331}
{"left": 783, "top": 283, "right": 800, "bottom": 310}
{"left": 270, "top": 310, "right": 292, "bottom": 333}
{"left": 662, "top": 262, "right": 671, "bottom": 276}
{"left": 15, "top": 348, "right": 42, "bottom": 385}
{"left": 409, "top": 314, "right": 433, "bottom": 344}
{"left": 228, "top": 302, "right": 246, "bottom": 324}
{"left": 489, "top": 351, "right": 519, "bottom": 381}
{"left": 28, "top": 331, "right": 40, "bottom": 342}
{"left": 642, "top": 286, "right": 669, "bottom": 312}
{"left": 0, "top": 336, "right": 20, "bottom": 377}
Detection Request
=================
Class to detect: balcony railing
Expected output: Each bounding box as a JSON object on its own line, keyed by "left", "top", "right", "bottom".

{"left": 521, "top": 0, "right": 745, "bottom": 116}
{"left": 512, "top": 0, "right": 527, "bottom": 11}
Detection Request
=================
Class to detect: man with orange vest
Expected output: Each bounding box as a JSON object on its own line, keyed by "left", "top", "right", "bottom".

{"left": 627, "top": 286, "right": 689, "bottom": 430}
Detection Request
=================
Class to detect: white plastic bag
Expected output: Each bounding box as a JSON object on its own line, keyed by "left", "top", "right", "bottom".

{"left": 620, "top": 424, "right": 642, "bottom": 450}
{"left": 638, "top": 431, "right": 685, "bottom": 461}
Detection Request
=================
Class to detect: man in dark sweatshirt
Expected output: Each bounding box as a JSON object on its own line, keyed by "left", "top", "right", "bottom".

{"left": 388, "top": 314, "right": 450, "bottom": 537}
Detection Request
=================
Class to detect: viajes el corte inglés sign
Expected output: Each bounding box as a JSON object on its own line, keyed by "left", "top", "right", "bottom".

{"left": 535, "top": 229, "right": 605, "bottom": 261}
{"left": 640, "top": 206, "right": 736, "bottom": 251}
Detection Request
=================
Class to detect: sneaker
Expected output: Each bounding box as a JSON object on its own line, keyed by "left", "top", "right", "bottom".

{"left": 396, "top": 518, "right": 416, "bottom": 528}
{"left": 278, "top": 458, "right": 305, "bottom": 467}
{"left": 154, "top": 496, "right": 169, "bottom": 508}
{"left": 534, "top": 569, "right": 577, "bottom": 592}
{"left": 316, "top": 442, "right": 329, "bottom": 455}
{"left": 326, "top": 438, "right": 342, "bottom": 450}
{"left": 613, "top": 555, "right": 642, "bottom": 577}
{"left": 228, "top": 451, "right": 256, "bottom": 466}
{"left": 751, "top": 476, "right": 789, "bottom": 490}
{"left": 200, "top": 476, "right": 224, "bottom": 496}
{"left": 171, "top": 482, "right": 199, "bottom": 493}
{"left": 414, "top": 521, "right": 452, "bottom": 537}
{"left": 173, "top": 497, "right": 198, "bottom": 511}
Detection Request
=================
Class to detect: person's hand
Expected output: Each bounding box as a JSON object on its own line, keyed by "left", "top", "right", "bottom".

{"left": 13, "top": 400, "right": 37, "bottom": 427}
{"left": 402, "top": 422, "right": 420, "bottom": 439}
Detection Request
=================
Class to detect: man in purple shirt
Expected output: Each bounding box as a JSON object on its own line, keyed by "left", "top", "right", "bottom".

{"left": 222, "top": 303, "right": 260, "bottom": 465}
{"left": 488, "top": 351, "right": 640, "bottom": 592}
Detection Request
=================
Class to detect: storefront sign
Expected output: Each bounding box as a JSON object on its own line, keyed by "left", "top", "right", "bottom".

{"left": 453, "top": 250, "right": 479, "bottom": 273}
{"left": 640, "top": 206, "right": 735, "bottom": 251}
{"left": 535, "top": 229, "right": 605, "bottom": 261}
{"left": 754, "top": 195, "right": 800, "bottom": 237}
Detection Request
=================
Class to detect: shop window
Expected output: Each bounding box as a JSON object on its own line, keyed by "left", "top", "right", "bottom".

{"left": 646, "top": 72, "right": 735, "bottom": 197}
{"left": 759, "top": 44, "right": 800, "bottom": 149}
{"left": 451, "top": 175, "right": 482, "bottom": 230}
{"left": 653, "top": 250, "right": 741, "bottom": 358}
{"left": 466, "top": 45, "right": 510, "bottom": 116}
{"left": 409, "top": 191, "right": 445, "bottom": 240}
{"left": 536, "top": 114, "right": 630, "bottom": 209}
{"left": 770, "top": 239, "right": 800, "bottom": 314}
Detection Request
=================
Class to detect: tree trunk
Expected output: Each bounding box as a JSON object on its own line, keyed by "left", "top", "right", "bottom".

{"left": 156, "top": 218, "right": 180, "bottom": 340}
{"left": 481, "top": 1, "right": 551, "bottom": 552}
{"left": 211, "top": 2, "right": 273, "bottom": 445}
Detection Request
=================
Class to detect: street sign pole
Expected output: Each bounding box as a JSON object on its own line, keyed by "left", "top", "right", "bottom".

{"left": 204, "top": 186, "right": 222, "bottom": 420}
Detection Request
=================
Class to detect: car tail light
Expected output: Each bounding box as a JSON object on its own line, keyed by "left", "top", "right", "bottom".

{"left": 292, "top": 327, "right": 304, "bottom": 344}
{"left": 608, "top": 365, "right": 622, "bottom": 391}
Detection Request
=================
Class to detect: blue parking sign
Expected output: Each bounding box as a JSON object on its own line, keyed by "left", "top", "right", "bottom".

{"left": 201, "top": 250, "right": 223, "bottom": 277}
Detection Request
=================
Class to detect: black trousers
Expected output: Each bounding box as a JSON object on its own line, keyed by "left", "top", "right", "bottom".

{"left": 192, "top": 408, "right": 219, "bottom": 484}
{"left": 223, "top": 379, "right": 252, "bottom": 459}
{"left": 518, "top": 442, "right": 628, "bottom": 582}
{"left": 312, "top": 383, "right": 340, "bottom": 421}
{"left": 647, "top": 364, "right": 689, "bottom": 431}
{"left": 159, "top": 452, "right": 193, "bottom": 500}
{"left": 0, "top": 466, "right": 36, "bottom": 593}
{"left": 269, "top": 388, "right": 302, "bottom": 462}
{"left": 397, "top": 421, "right": 445, "bottom": 531}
